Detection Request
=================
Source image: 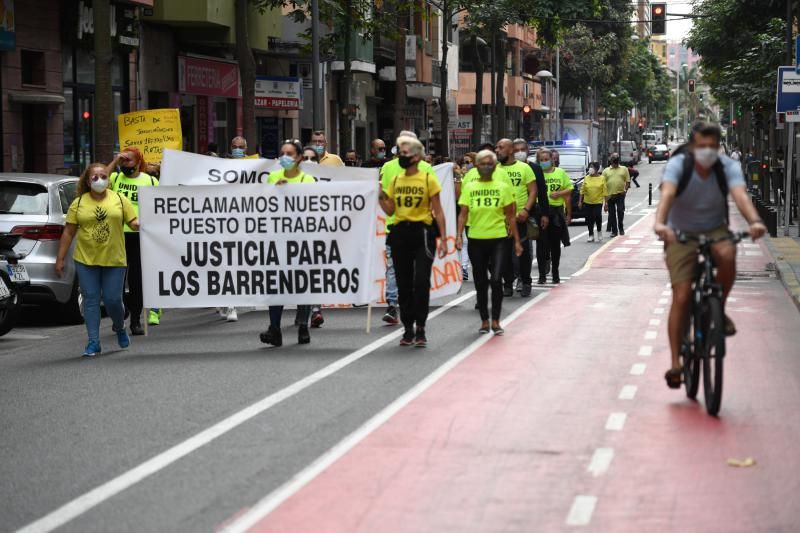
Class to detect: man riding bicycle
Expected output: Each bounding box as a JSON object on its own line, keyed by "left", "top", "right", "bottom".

{"left": 654, "top": 121, "right": 767, "bottom": 389}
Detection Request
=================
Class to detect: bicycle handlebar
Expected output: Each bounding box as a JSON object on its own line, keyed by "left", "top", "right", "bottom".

{"left": 676, "top": 231, "right": 750, "bottom": 245}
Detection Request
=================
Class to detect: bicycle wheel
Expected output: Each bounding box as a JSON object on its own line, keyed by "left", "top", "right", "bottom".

{"left": 681, "top": 313, "right": 701, "bottom": 399}
{"left": 702, "top": 295, "right": 726, "bottom": 416}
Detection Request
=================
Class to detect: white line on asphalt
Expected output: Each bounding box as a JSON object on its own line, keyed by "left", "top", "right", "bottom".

{"left": 644, "top": 331, "right": 657, "bottom": 340}
{"left": 611, "top": 247, "right": 632, "bottom": 253}
{"left": 661, "top": 290, "right": 671, "bottom": 296}
{"left": 623, "top": 240, "right": 641, "bottom": 245}
{"left": 649, "top": 318, "right": 661, "bottom": 327}
{"left": 645, "top": 248, "right": 662, "bottom": 254}
{"left": 14, "top": 290, "right": 480, "bottom": 533}
{"left": 638, "top": 346, "right": 653, "bottom": 357}
{"left": 618, "top": 385, "right": 638, "bottom": 400}
{"left": 658, "top": 297, "right": 668, "bottom": 305}
{"left": 587, "top": 448, "right": 615, "bottom": 477}
{"left": 630, "top": 363, "right": 647, "bottom": 375}
{"left": 219, "top": 292, "right": 552, "bottom": 533}
{"left": 653, "top": 307, "right": 665, "bottom": 315}
{"left": 566, "top": 496, "right": 598, "bottom": 526}
{"left": 605, "top": 412, "right": 628, "bottom": 431}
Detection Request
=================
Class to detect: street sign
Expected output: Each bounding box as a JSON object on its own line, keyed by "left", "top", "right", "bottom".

{"left": 786, "top": 110, "right": 800, "bottom": 122}
{"left": 776, "top": 66, "right": 800, "bottom": 112}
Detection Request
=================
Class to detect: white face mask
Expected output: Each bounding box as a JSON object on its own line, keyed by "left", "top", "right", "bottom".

{"left": 90, "top": 178, "right": 109, "bottom": 193}
{"left": 514, "top": 151, "right": 527, "bottom": 162}
{"left": 694, "top": 147, "right": 719, "bottom": 169}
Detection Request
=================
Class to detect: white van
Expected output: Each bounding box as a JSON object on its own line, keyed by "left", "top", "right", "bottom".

{"left": 609, "top": 140, "right": 640, "bottom": 165}
{"left": 642, "top": 132, "right": 658, "bottom": 148}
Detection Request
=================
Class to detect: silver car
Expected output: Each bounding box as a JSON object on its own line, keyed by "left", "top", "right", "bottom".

{"left": 0, "top": 173, "right": 81, "bottom": 323}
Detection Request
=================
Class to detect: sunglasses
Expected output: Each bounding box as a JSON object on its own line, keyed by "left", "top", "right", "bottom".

{"left": 90, "top": 174, "right": 108, "bottom": 181}
{"left": 303, "top": 156, "right": 316, "bottom": 161}
{"left": 283, "top": 139, "right": 301, "bottom": 145}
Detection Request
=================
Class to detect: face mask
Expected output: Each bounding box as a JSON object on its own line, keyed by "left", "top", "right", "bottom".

{"left": 313, "top": 145, "right": 325, "bottom": 155}
{"left": 279, "top": 155, "right": 296, "bottom": 170}
{"left": 120, "top": 165, "right": 136, "bottom": 176}
{"left": 231, "top": 148, "right": 245, "bottom": 159}
{"left": 464, "top": 163, "right": 474, "bottom": 171}
{"left": 377, "top": 151, "right": 386, "bottom": 160}
{"left": 514, "top": 151, "right": 527, "bottom": 162}
{"left": 478, "top": 165, "right": 494, "bottom": 177}
{"left": 694, "top": 147, "right": 719, "bottom": 169}
{"left": 345, "top": 160, "right": 358, "bottom": 167}
{"left": 91, "top": 178, "right": 109, "bottom": 193}
{"left": 540, "top": 161, "right": 552, "bottom": 170}
{"left": 398, "top": 155, "right": 414, "bottom": 169}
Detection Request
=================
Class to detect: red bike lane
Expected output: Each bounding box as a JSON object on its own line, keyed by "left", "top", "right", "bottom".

{"left": 224, "top": 212, "right": 800, "bottom": 532}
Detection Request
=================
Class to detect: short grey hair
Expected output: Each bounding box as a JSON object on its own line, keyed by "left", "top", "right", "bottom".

{"left": 231, "top": 136, "right": 247, "bottom": 149}
{"left": 397, "top": 137, "right": 425, "bottom": 157}
{"left": 512, "top": 138, "right": 527, "bottom": 146}
{"left": 537, "top": 148, "right": 552, "bottom": 158}
{"left": 475, "top": 149, "right": 497, "bottom": 165}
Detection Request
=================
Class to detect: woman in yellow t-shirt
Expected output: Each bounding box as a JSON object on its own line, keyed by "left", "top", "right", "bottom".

{"left": 260, "top": 140, "right": 316, "bottom": 349}
{"left": 456, "top": 150, "right": 522, "bottom": 335}
{"left": 578, "top": 161, "right": 608, "bottom": 243}
{"left": 55, "top": 163, "right": 139, "bottom": 357}
{"left": 379, "top": 137, "right": 447, "bottom": 347}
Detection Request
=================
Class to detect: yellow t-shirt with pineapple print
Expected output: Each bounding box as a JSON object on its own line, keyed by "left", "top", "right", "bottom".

{"left": 66, "top": 192, "right": 137, "bottom": 267}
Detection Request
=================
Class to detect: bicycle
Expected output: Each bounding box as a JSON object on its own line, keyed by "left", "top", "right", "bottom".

{"left": 677, "top": 230, "right": 749, "bottom": 416}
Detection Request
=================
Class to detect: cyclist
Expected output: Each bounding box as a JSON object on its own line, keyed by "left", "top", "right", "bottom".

{"left": 654, "top": 121, "right": 766, "bottom": 389}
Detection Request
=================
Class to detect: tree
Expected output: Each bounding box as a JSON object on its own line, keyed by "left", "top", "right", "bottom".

{"left": 93, "top": 0, "right": 113, "bottom": 163}
{"left": 235, "top": 0, "right": 257, "bottom": 153}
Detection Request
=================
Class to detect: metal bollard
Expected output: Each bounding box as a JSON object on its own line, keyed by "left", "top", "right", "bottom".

{"left": 648, "top": 182, "right": 653, "bottom": 206}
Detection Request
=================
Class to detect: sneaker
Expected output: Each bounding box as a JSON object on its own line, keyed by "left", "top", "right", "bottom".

{"left": 537, "top": 276, "right": 547, "bottom": 285}
{"left": 225, "top": 307, "right": 238, "bottom": 322}
{"left": 587, "top": 235, "right": 595, "bottom": 243}
{"left": 310, "top": 310, "right": 324, "bottom": 328}
{"left": 148, "top": 309, "right": 161, "bottom": 326}
{"left": 298, "top": 325, "right": 311, "bottom": 344}
{"left": 400, "top": 329, "right": 415, "bottom": 346}
{"left": 521, "top": 284, "right": 532, "bottom": 297}
{"left": 259, "top": 326, "right": 282, "bottom": 347}
{"left": 130, "top": 321, "right": 145, "bottom": 336}
{"left": 597, "top": 232, "right": 603, "bottom": 242}
{"left": 462, "top": 268, "right": 469, "bottom": 281}
{"left": 217, "top": 307, "right": 227, "bottom": 319}
{"left": 724, "top": 314, "right": 737, "bottom": 336}
{"left": 82, "top": 341, "right": 101, "bottom": 357}
{"left": 503, "top": 286, "right": 514, "bottom": 298}
{"left": 610, "top": 232, "right": 618, "bottom": 238}
{"left": 116, "top": 328, "right": 130, "bottom": 349}
{"left": 515, "top": 279, "right": 523, "bottom": 292}
{"left": 382, "top": 305, "right": 400, "bottom": 325}
{"left": 414, "top": 328, "right": 427, "bottom": 348}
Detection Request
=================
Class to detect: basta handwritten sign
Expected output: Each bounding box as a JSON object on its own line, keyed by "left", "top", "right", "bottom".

{"left": 118, "top": 108, "right": 182, "bottom": 163}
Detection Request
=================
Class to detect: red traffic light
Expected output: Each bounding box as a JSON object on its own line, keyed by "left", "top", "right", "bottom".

{"left": 82, "top": 111, "right": 91, "bottom": 120}
{"left": 732, "top": 119, "right": 737, "bottom": 126}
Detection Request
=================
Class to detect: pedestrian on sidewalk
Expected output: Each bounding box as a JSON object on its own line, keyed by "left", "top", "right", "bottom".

{"left": 260, "top": 140, "right": 316, "bottom": 348}
{"left": 536, "top": 149, "right": 573, "bottom": 284}
{"left": 628, "top": 164, "right": 641, "bottom": 188}
{"left": 579, "top": 162, "right": 608, "bottom": 242}
{"left": 603, "top": 153, "right": 630, "bottom": 237}
{"left": 456, "top": 150, "right": 522, "bottom": 335}
{"left": 106, "top": 147, "right": 158, "bottom": 335}
{"left": 654, "top": 121, "right": 767, "bottom": 389}
{"left": 55, "top": 163, "right": 139, "bottom": 357}
{"left": 379, "top": 136, "right": 447, "bottom": 347}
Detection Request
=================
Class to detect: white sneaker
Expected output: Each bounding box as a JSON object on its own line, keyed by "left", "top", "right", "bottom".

{"left": 587, "top": 236, "right": 595, "bottom": 243}
{"left": 225, "top": 307, "right": 238, "bottom": 322}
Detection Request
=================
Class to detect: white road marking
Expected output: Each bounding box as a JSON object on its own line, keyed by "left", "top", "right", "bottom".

{"left": 645, "top": 248, "right": 662, "bottom": 254}
{"left": 2, "top": 333, "right": 49, "bottom": 340}
{"left": 605, "top": 412, "right": 628, "bottom": 431}
{"left": 15, "top": 290, "right": 483, "bottom": 533}
{"left": 618, "top": 385, "right": 638, "bottom": 400}
{"left": 745, "top": 251, "right": 763, "bottom": 257}
{"left": 623, "top": 240, "right": 641, "bottom": 245}
{"left": 661, "top": 290, "right": 671, "bottom": 296}
{"left": 219, "top": 293, "right": 552, "bottom": 533}
{"left": 653, "top": 307, "right": 665, "bottom": 315}
{"left": 587, "top": 448, "right": 615, "bottom": 477}
{"left": 644, "top": 331, "right": 657, "bottom": 340}
{"left": 638, "top": 345, "right": 653, "bottom": 357}
{"left": 630, "top": 363, "right": 647, "bottom": 375}
{"left": 611, "top": 247, "right": 632, "bottom": 253}
{"left": 649, "top": 318, "right": 661, "bottom": 326}
{"left": 728, "top": 297, "right": 738, "bottom": 303}
{"left": 572, "top": 206, "right": 654, "bottom": 277}
{"left": 658, "top": 297, "right": 668, "bottom": 305}
{"left": 742, "top": 243, "right": 759, "bottom": 248}
{"left": 566, "top": 496, "right": 598, "bottom": 526}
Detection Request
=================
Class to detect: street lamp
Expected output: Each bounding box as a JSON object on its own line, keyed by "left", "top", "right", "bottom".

{"left": 536, "top": 69, "right": 554, "bottom": 140}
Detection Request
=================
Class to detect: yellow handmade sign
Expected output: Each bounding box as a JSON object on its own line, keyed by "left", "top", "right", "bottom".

{"left": 118, "top": 108, "right": 182, "bottom": 163}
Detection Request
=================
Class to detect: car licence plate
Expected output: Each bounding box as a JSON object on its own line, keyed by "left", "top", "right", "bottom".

{"left": 7, "top": 264, "right": 29, "bottom": 282}
{"left": 0, "top": 276, "right": 10, "bottom": 299}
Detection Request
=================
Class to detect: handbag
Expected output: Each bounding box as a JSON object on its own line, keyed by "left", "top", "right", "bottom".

{"left": 526, "top": 218, "right": 540, "bottom": 240}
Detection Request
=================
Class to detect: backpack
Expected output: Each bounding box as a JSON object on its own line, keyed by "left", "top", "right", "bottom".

{"left": 672, "top": 144, "right": 729, "bottom": 221}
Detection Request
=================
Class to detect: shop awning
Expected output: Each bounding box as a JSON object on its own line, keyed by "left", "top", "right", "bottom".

{"left": 8, "top": 92, "right": 65, "bottom": 105}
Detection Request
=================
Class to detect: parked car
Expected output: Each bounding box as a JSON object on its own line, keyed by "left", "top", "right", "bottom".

{"left": 609, "top": 140, "right": 640, "bottom": 165}
{"left": 0, "top": 173, "right": 81, "bottom": 323}
{"left": 647, "top": 144, "right": 671, "bottom": 163}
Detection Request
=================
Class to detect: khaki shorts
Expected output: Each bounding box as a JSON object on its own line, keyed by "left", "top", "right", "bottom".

{"left": 664, "top": 225, "right": 730, "bottom": 285}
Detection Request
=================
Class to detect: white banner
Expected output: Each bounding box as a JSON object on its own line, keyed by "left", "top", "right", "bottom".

{"left": 160, "top": 149, "right": 277, "bottom": 185}
{"left": 139, "top": 183, "right": 379, "bottom": 307}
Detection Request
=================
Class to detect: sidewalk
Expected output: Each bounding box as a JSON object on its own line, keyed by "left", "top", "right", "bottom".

{"left": 765, "top": 234, "right": 800, "bottom": 311}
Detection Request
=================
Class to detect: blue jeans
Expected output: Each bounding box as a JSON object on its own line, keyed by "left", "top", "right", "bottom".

{"left": 385, "top": 243, "right": 398, "bottom": 306}
{"left": 75, "top": 262, "right": 126, "bottom": 345}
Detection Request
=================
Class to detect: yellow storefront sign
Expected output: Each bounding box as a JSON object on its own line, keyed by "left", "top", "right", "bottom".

{"left": 118, "top": 108, "right": 182, "bottom": 163}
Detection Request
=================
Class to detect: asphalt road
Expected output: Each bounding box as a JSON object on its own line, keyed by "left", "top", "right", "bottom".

{"left": 0, "top": 162, "right": 666, "bottom": 533}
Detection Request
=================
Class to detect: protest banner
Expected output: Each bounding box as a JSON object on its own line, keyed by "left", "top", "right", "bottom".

{"left": 139, "top": 182, "right": 379, "bottom": 308}
{"left": 160, "top": 149, "right": 277, "bottom": 185}
{"left": 118, "top": 109, "right": 183, "bottom": 163}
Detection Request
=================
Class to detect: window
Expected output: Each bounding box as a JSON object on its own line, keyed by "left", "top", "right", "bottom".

{"left": 0, "top": 182, "right": 49, "bottom": 215}
{"left": 58, "top": 182, "right": 78, "bottom": 214}
{"left": 21, "top": 50, "right": 46, "bottom": 86}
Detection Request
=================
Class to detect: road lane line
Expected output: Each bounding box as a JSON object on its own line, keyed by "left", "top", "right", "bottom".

{"left": 14, "top": 290, "right": 479, "bottom": 533}
{"left": 587, "top": 448, "right": 615, "bottom": 477}
{"left": 219, "top": 292, "right": 552, "bottom": 533}
{"left": 644, "top": 331, "right": 657, "bottom": 340}
{"left": 653, "top": 307, "right": 665, "bottom": 315}
{"left": 566, "top": 495, "right": 598, "bottom": 526}
{"left": 571, "top": 207, "right": 653, "bottom": 277}
{"left": 605, "top": 412, "right": 627, "bottom": 431}
{"left": 638, "top": 346, "right": 653, "bottom": 357}
{"left": 658, "top": 297, "right": 668, "bottom": 304}
{"left": 630, "top": 363, "right": 647, "bottom": 375}
{"left": 618, "top": 385, "right": 638, "bottom": 400}
{"left": 649, "top": 318, "right": 661, "bottom": 326}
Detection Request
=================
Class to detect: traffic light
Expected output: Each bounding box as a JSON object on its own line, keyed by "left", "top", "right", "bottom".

{"left": 699, "top": 93, "right": 704, "bottom": 102}
{"left": 651, "top": 3, "right": 666, "bottom": 35}
{"left": 82, "top": 111, "right": 91, "bottom": 120}
{"left": 638, "top": 121, "right": 644, "bottom": 131}
{"left": 688, "top": 79, "right": 696, "bottom": 93}
{"left": 732, "top": 119, "right": 737, "bottom": 126}
{"left": 665, "top": 120, "right": 670, "bottom": 127}
{"left": 523, "top": 105, "right": 532, "bottom": 115}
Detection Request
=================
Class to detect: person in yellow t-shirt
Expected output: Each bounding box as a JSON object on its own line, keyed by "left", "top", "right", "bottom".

{"left": 579, "top": 161, "right": 608, "bottom": 243}
{"left": 536, "top": 148, "right": 573, "bottom": 285}
{"left": 602, "top": 153, "right": 631, "bottom": 236}
{"left": 55, "top": 163, "right": 139, "bottom": 357}
{"left": 379, "top": 136, "right": 447, "bottom": 347}
{"left": 456, "top": 150, "right": 522, "bottom": 335}
{"left": 260, "top": 140, "right": 316, "bottom": 349}
{"left": 310, "top": 130, "right": 345, "bottom": 166}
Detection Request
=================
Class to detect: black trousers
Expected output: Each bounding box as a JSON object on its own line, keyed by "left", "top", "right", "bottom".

{"left": 503, "top": 221, "right": 532, "bottom": 287}
{"left": 124, "top": 232, "right": 143, "bottom": 323}
{"left": 390, "top": 222, "right": 436, "bottom": 331}
{"left": 536, "top": 224, "right": 564, "bottom": 278}
{"left": 469, "top": 237, "right": 506, "bottom": 321}
{"left": 586, "top": 203, "right": 603, "bottom": 235}
{"left": 608, "top": 194, "right": 626, "bottom": 234}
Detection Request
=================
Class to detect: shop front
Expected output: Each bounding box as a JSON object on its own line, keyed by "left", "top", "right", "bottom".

{"left": 254, "top": 75, "right": 300, "bottom": 158}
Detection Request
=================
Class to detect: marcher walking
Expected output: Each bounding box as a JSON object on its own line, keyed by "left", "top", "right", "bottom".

{"left": 536, "top": 149, "right": 573, "bottom": 284}
{"left": 603, "top": 152, "right": 631, "bottom": 237}
{"left": 579, "top": 162, "right": 608, "bottom": 242}
{"left": 55, "top": 163, "right": 139, "bottom": 356}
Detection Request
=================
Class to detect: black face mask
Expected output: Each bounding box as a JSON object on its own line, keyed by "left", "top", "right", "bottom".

{"left": 610, "top": 158, "right": 619, "bottom": 166}
{"left": 398, "top": 155, "right": 414, "bottom": 169}
{"left": 120, "top": 166, "right": 136, "bottom": 176}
